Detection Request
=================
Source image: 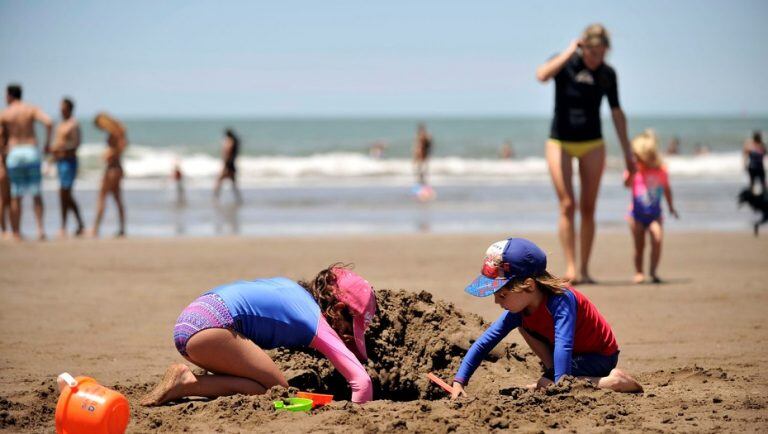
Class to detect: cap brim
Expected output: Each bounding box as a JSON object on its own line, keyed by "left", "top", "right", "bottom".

{"left": 350, "top": 315, "right": 368, "bottom": 361}
{"left": 464, "top": 275, "right": 511, "bottom": 297}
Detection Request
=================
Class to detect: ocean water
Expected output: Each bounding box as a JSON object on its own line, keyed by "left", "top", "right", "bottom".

{"left": 66, "top": 116, "right": 764, "bottom": 183}
{"left": 14, "top": 116, "right": 768, "bottom": 238}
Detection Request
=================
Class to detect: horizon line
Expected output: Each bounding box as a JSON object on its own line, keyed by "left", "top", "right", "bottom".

{"left": 65, "top": 112, "right": 768, "bottom": 121}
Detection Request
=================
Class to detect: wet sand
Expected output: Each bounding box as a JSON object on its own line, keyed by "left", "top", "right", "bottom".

{"left": 1, "top": 232, "right": 766, "bottom": 432}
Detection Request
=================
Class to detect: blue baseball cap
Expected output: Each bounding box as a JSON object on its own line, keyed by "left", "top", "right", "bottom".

{"left": 465, "top": 238, "right": 547, "bottom": 297}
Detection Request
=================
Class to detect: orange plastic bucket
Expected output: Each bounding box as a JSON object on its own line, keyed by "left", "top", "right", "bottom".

{"left": 296, "top": 391, "right": 333, "bottom": 408}
{"left": 55, "top": 373, "right": 130, "bottom": 434}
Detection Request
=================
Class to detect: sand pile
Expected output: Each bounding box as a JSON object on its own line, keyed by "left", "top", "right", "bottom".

{"left": 271, "top": 289, "right": 532, "bottom": 401}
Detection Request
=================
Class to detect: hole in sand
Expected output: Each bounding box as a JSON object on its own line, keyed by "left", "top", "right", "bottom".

{"left": 271, "top": 289, "right": 528, "bottom": 402}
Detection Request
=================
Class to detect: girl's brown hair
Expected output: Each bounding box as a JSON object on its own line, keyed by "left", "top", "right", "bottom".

{"left": 298, "top": 263, "right": 354, "bottom": 343}
{"left": 506, "top": 270, "right": 570, "bottom": 296}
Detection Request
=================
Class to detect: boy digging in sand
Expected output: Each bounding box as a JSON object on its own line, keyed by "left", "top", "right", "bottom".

{"left": 451, "top": 238, "right": 643, "bottom": 398}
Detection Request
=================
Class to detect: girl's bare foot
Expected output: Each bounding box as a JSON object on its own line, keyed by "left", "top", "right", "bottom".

{"left": 633, "top": 273, "right": 645, "bottom": 284}
{"left": 599, "top": 369, "right": 643, "bottom": 393}
{"left": 140, "top": 363, "right": 194, "bottom": 406}
{"left": 650, "top": 274, "right": 662, "bottom": 284}
{"left": 58, "top": 229, "right": 68, "bottom": 239}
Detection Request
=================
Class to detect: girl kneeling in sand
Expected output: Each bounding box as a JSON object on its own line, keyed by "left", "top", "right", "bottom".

{"left": 450, "top": 238, "right": 642, "bottom": 398}
{"left": 141, "top": 264, "right": 377, "bottom": 405}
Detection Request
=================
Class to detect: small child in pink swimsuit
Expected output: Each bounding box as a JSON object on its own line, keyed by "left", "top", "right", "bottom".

{"left": 624, "top": 130, "right": 679, "bottom": 284}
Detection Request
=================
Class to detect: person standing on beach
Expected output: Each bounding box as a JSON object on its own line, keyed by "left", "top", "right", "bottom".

{"left": 413, "top": 123, "right": 432, "bottom": 185}
{"left": 666, "top": 136, "right": 681, "bottom": 156}
{"left": 213, "top": 128, "right": 242, "bottom": 204}
{"left": 625, "top": 130, "right": 678, "bottom": 284}
{"left": 743, "top": 131, "right": 766, "bottom": 195}
{"left": 90, "top": 112, "right": 127, "bottom": 238}
{"left": 536, "top": 24, "right": 635, "bottom": 283}
{"left": 0, "top": 84, "right": 52, "bottom": 241}
{"left": 0, "top": 132, "right": 10, "bottom": 239}
{"left": 50, "top": 97, "right": 85, "bottom": 237}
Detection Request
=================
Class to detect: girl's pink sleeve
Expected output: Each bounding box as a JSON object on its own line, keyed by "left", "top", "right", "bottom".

{"left": 309, "top": 317, "right": 373, "bottom": 403}
{"left": 661, "top": 167, "right": 670, "bottom": 188}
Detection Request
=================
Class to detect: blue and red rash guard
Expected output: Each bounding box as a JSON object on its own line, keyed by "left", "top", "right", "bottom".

{"left": 208, "top": 277, "right": 373, "bottom": 403}
{"left": 454, "top": 287, "right": 618, "bottom": 384}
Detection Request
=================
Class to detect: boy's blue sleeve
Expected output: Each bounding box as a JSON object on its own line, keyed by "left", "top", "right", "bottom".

{"left": 454, "top": 311, "right": 521, "bottom": 385}
{"left": 550, "top": 291, "right": 578, "bottom": 381}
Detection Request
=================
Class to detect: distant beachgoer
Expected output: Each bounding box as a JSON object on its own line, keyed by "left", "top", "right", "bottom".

{"left": 693, "top": 143, "right": 710, "bottom": 155}
{"left": 172, "top": 158, "right": 185, "bottom": 205}
{"left": 368, "top": 140, "right": 386, "bottom": 159}
{"left": 624, "top": 130, "right": 678, "bottom": 284}
{"left": 0, "top": 135, "right": 9, "bottom": 239}
{"left": 214, "top": 128, "right": 241, "bottom": 204}
{"left": 90, "top": 112, "right": 127, "bottom": 238}
{"left": 499, "top": 140, "right": 515, "bottom": 159}
{"left": 413, "top": 123, "right": 432, "bottom": 185}
{"left": 743, "top": 131, "right": 766, "bottom": 195}
{"left": 536, "top": 23, "right": 636, "bottom": 283}
{"left": 450, "top": 238, "right": 643, "bottom": 399}
{"left": 50, "top": 97, "right": 85, "bottom": 237}
{"left": 140, "top": 264, "right": 376, "bottom": 406}
{"left": 666, "top": 136, "right": 680, "bottom": 155}
{"left": 0, "top": 84, "right": 52, "bottom": 241}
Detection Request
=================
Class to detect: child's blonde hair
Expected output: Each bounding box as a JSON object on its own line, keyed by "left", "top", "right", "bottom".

{"left": 504, "top": 271, "right": 570, "bottom": 296}
{"left": 632, "top": 129, "right": 663, "bottom": 169}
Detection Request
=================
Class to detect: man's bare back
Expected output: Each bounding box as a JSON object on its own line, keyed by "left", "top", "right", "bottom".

{"left": 52, "top": 118, "right": 80, "bottom": 159}
{"left": 0, "top": 101, "right": 52, "bottom": 150}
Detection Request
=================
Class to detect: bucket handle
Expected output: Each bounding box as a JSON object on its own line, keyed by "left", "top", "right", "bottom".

{"left": 58, "top": 372, "right": 78, "bottom": 389}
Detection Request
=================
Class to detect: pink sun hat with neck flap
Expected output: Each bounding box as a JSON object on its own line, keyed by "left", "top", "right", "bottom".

{"left": 331, "top": 268, "right": 377, "bottom": 361}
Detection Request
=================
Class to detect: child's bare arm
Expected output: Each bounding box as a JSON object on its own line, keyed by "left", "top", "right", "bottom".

{"left": 664, "top": 185, "right": 679, "bottom": 219}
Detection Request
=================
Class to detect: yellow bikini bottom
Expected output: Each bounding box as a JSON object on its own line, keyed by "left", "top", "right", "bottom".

{"left": 548, "top": 138, "right": 605, "bottom": 158}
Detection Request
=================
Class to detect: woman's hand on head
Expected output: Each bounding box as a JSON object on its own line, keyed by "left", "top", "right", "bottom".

{"left": 450, "top": 381, "right": 466, "bottom": 400}
{"left": 567, "top": 38, "right": 583, "bottom": 55}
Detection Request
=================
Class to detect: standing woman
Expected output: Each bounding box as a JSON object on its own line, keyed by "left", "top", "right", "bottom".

{"left": 536, "top": 24, "right": 635, "bottom": 283}
{"left": 90, "top": 112, "right": 127, "bottom": 238}
{"left": 743, "top": 130, "right": 766, "bottom": 195}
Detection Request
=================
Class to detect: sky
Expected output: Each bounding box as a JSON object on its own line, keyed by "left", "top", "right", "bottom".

{"left": 1, "top": 0, "right": 767, "bottom": 117}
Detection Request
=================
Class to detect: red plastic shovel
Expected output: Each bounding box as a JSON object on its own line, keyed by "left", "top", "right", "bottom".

{"left": 426, "top": 372, "right": 454, "bottom": 394}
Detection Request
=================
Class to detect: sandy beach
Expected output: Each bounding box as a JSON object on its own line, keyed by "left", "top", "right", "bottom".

{"left": 1, "top": 232, "right": 766, "bottom": 432}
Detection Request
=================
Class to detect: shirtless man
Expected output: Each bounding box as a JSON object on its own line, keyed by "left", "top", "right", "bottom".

{"left": 413, "top": 123, "right": 432, "bottom": 185}
{"left": 0, "top": 84, "right": 52, "bottom": 241}
{"left": 51, "top": 97, "right": 85, "bottom": 237}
